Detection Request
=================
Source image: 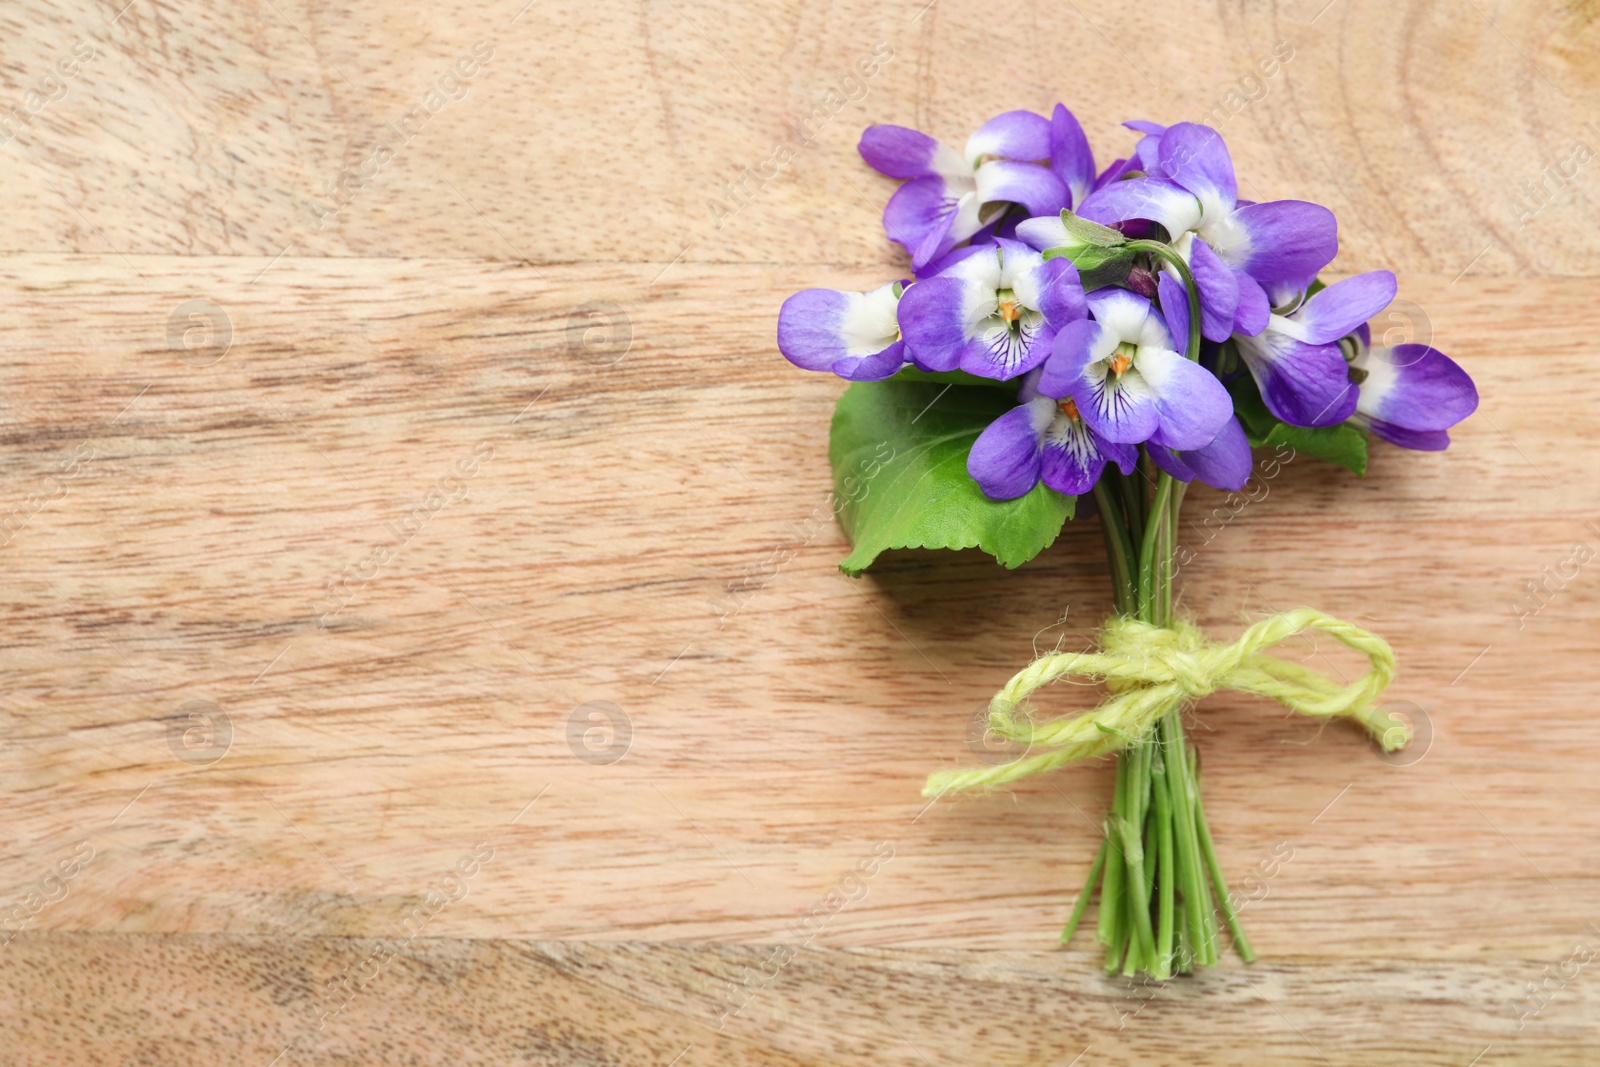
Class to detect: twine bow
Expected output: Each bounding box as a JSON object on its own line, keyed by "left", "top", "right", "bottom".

{"left": 924, "top": 608, "right": 1405, "bottom": 796}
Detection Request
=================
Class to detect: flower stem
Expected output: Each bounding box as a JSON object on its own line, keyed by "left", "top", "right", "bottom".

{"left": 1117, "top": 468, "right": 1145, "bottom": 552}
{"left": 1091, "top": 478, "right": 1137, "bottom": 614}
{"left": 1164, "top": 711, "right": 1216, "bottom": 966}
{"left": 1069, "top": 241, "right": 1248, "bottom": 979}
{"left": 1076, "top": 454, "right": 1248, "bottom": 977}
{"left": 1124, "top": 239, "right": 1202, "bottom": 363}
{"left": 1137, "top": 473, "right": 1174, "bottom": 624}
{"left": 1060, "top": 836, "right": 1108, "bottom": 944}
{"left": 1118, "top": 746, "right": 1157, "bottom": 972}
{"left": 1196, "top": 776, "right": 1256, "bottom": 962}
{"left": 1151, "top": 748, "right": 1176, "bottom": 979}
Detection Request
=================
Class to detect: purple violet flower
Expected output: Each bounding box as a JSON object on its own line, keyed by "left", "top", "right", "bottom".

{"left": 897, "top": 238, "right": 1086, "bottom": 380}
{"left": 1047, "top": 103, "right": 1098, "bottom": 212}
{"left": 1123, "top": 119, "right": 1168, "bottom": 174}
{"left": 1233, "top": 270, "right": 1398, "bottom": 427}
{"left": 1344, "top": 326, "right": 1479, "bottom": 450}
{"left": 859, "top": 111, "right": 1070, "bottom": 270}
{"left": 1075, "top": 122, "right": 1337, "bottom": 343}
{"left": 967, "top": 370, "right": 1137, "bottom": 499}
{"left": 777, "top": 280, "right": 907, "bottom": 382}
{"left": 1039, "top": 288, "right": 1233, "bottom": 448}
{"left": 1147, "top": 416, "right": 1253, "bottom": 491}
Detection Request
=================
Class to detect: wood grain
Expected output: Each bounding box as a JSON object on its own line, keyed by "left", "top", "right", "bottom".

{"left": 5, "top": 935, "right": 1596, "bottom": 1066}
{"left": 2, "top": 1, "right": 1599, "bottom": 1063}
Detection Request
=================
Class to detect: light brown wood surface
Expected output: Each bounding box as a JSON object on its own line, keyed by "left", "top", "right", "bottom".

{"left": 2, "top": 1, "right": 1598, "bottom": 1064}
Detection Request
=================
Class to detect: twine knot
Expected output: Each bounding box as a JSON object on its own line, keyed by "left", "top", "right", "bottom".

{"left": 924, "top": 608, "right": 1404, "bottom": 796}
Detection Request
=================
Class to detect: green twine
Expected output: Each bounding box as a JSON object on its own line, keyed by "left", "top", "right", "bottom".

{"left": 925, "top": 608, "right": 1404, "bottom": 796}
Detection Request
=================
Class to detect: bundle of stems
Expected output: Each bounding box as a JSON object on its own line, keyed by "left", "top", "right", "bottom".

{"left": 1056, "top": 240, "right": 1253, "bottom": 978}
{"left": 1057, "top": 462, "right": 1253, "bottom": 978}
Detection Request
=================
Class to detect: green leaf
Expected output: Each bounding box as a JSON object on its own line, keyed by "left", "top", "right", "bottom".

{"left": 1260, "top": 421, "right": 1368, "bottom": 476}
{"left": 1224, "top": 368, "right": 1368, "bottom": 475}
{"left": 1058, "top": 209, "right": 1127, "bottom": 248}
{"left": 830, "top": 380, "right": 1074, "bottom": 576}
{"left": 889, "top": 367, "right": 1015, "bottom": 390}
{"left": 1225, "top": 372, "right": 1278, "bottom": 445}
{"left": 1035, "top": 212, "right": 1134, "bottom": 289}
{"left": 1043, "top": 243, "right": 1136, "bottom": 291}
{"left": 1044, "top": 244, "right": 1135, "bottom": 271}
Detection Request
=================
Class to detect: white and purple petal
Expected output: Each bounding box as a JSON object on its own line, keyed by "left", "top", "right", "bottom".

{"left": 835, "top": 341, "right": 907, "bottom": 381}
{"left": 1138, "top": 346, "right": 1234, "bottom": 451}
{"left": 1231, "top": 268, "right": 1271, "bottom": 336}
{"left": 1078, "top": 177, "right": 1204, "bottom": 237}
{"left": 1186, "top": 236, "right": 1241, "bottom": 342}
{"left": 1352, "top": 343, "right": 1477, "bottom": 431}
{"left": 1040, "top": 410, "right": 1129, "bottom": 495}
{"left": 968, "top": 397, "right": 1052, "bottom": 499}
{"left": 1086, "top": 288, "right": 1159, "bottom": 344}
{"left": 1236, "top": 326, "right": 1357, "bottom": 427}
{"left": 1148, "top": 415, "right": 1252, "bottom": 491}
{"left": 1358, "top": 416, "right": 1452, "bottom": 451}
{"left": 1039, "top": 318, "right": 1115, "bottom": 397}
{"left": 1049, "top": 104, "right": 1096, "bottom": 209}
{"left": 998, "top": 238, "right": 1085, "bottom": 325}
{"left": 911, "top": 189, "right": 984, "bottom": 268}
{"left": 1074, "top": 369, "right": 1159, "bottom": 443}
{"left": 1156, "top": 122, "right": 1237, "bottom": 218}
{"left": 1014, "top": 214, "right": 1073, "bottom": 253}
{"left": 883, "top": 176, "right": 962, "bottom": 258}
{"left": 1283, "top": 270, "right": 1397, "bottom": 344}
{"left": 973, "top": 160, "right": 1069, "bottom": 216}
{"left": 959, "top": 315, "right": 1055, "bottom": 380}
{"left": 1157, "top": 272, "right": 1190, "bottom": 356}
{"left": 1226, "top": 200, "right": 1338, "bottom": 289}
{"left": 914, "top": 240, "right": 991, "bottom": 281}
{"left": 777, "top": 282, "right": 902, "bottom": 376}
{"left": 883, "top": 176, "right": 984, "bottom": 269}
{"left": 964, "top": 110, "right": 1052, "bottom": 166}
{"left": 858, "top": 125, "right": 968, "bottom": 181}
{"left": 896, "top": 254, "right": 1001, "bottom": 370}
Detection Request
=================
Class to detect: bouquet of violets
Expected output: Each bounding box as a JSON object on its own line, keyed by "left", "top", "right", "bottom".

{"left": 776, "top": 107, "right": 1478, "bottom": 978}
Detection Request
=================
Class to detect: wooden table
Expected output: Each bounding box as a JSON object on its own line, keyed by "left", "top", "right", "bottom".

{"left": 1, "top": 1, "right": 1596, "bottom": 1063}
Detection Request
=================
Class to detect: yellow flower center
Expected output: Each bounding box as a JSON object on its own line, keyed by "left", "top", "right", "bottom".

{"left": 1109, "top": 341, "right": 1138, "bottom": 377}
